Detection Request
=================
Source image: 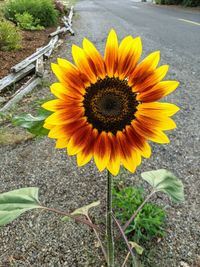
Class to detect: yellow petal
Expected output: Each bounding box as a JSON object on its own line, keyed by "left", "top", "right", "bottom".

{"left": 118, "top": 36, "right": 142, "bottom": 79}
{"left": 77, "top": 149, "right": 93, "bottom": 166}
{"left": 107, "top": 133, "right": 121, "bottom": 176}
{"left": 50, "top": 83, "right": 83, "bottom": 100}
{"left": 138, "top": 81, "right": 179, "bottom": 102}
{"left": 136, "top": 113, "right": 177, "bottom": 131}
{"left": 51, "top": 63, "right": 85, "bottom": 95}
{"left": 117, "top": 131, "right": 137, "bottom": 173}
{"left": 56, "top": 138, "right": 69, "bottom": 148}
{"left": 77, "top": 128, "right": 98, "bottom": 166}
{"left": 104, "top": 29, "right": 118, "bottom": 77}
{"left": 48, "top": 125, "right": 68, "bottom": 138}
{"left": 137, "top": 102, "right": 180, "bottom": 117}
{"left": 42, "top": 99, "right": 69, "bottom": 112}
{"left": 43, "top": 122, "right": 54, "bottom": 130}
{"left": 133, "top": 120, "right": 170, "bottom": 144}
{"left": 72, "top": 45, "right": 97, "bottom": 84}
{"left": 129, "top": 51, "right": 160, "bottom": 86}
{"left": 94, "top": 131, "right": 111, "bottom": 172}
{"left": 83, "top": 38, "right": 106, "bottom": 79}
{"left": 134, "top": 65, "right": 169, "bottom": 92}
{"left": 67, "top": 125, "right": 92, "bottom": 156}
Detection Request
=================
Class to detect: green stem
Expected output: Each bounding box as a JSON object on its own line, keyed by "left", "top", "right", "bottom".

{"left": 106, "top": 170, "right": 114, "bottom": 267}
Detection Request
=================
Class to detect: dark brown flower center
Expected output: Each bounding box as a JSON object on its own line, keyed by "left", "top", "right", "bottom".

{"left": 83, "top": 77, "right": 139, "bottom": 134}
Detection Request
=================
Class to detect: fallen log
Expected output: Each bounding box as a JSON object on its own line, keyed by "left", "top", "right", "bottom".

{"left": 0, "top": 76, "right": 41, "bottom": 112}
{"left": 0, "top": 64, "right": 35, "bottom": 93}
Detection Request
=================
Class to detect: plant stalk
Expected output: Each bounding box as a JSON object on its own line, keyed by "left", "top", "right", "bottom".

{"left": 86, "top": 214, "right": 108, "bottom": 263}
{"left": 112, "top": 213, "right": 137, "bottom": 267}
{"left": 106, "top": 170, "right": 114, "bottom": 267}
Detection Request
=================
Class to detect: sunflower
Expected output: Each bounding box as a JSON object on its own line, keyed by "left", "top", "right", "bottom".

{"left": 42, "top": 29, "right": 179, "bottom": 176}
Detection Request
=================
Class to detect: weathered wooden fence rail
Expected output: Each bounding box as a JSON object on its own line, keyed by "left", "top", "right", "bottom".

{"left": 0, "top": 6, "right": 74, "bottom": 112}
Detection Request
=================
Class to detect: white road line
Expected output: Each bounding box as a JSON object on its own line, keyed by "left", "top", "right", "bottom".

{"left": 178, "top": 18, "right": 200, "bottom": 26}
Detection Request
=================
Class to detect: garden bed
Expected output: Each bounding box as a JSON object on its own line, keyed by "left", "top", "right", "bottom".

{"left": 0, "top": 27, "right": 56, "bottom": 79}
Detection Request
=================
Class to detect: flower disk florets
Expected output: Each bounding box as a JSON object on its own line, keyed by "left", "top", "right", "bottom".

{"left": 83, "top": 77, "right": 138, "bottom": 134}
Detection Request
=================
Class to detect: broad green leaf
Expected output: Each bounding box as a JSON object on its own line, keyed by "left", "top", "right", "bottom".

{"left": 141, "top": 169, "right": 184, "bottom": 203}
{"left": 129, "top": 241, "right": 144, "bottom": 255}
{"left": 71, "top": 201, "right": 100, "bottom": 216}
{"left": 12, "top": 108, "right": 51, "bottom": 136}
{"left": 0, "top": 187, "right": 42, "bottom": 226}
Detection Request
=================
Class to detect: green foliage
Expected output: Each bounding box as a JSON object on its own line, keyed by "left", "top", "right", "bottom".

{"left": 155, "top": 0, "right": 181, "bottom": 4}
{"left": 15, "top": 12, "right": 44, "bottom": 30}
{"left": 155, "top": 0, "right": 199, "bottom": 6}
{"left": 112, "top": 187, "right": 143, "bottom": 222}
{"left": 141, "top": 169, "right": 184, "bottom": 203}
{"left": 0, "top": 20, "right": 21, "bottom": 51}
{"left": 0, "top": 187, "right": 41, "bottom": 226}
{"left": 112, "top": 186, "right": 166, "bottom": 242}
{"left": 132, "top": 203, "right": 166, "bottom": 241}
{"left": 182, "top": 0, "right": 199, "bottom": 6}
{"left": 12, "top": 108, "right": 51, "bottom": 136}
{"left": 4, "top": 0, "right": 59, "bottom": 27}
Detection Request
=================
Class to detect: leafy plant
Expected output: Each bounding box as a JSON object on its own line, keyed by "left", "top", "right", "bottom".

{"left": 15, "top": 12, "right": 44, "bottom": 30}
{"left": 154, "top": 0, "right": 199, "bottom": 6}
{"left": 0, "top": 20, "right": 21, "bottom": 51}
{"left": 112, "top": 187, "right": 143, "bottom": 223}
{"left": 132, "top": 203, "right": 166, "bottom": 241}
{"left": 112, "top": 186, "right": 166, "bottom": 242}
{"left": 4, "top": 0, "right": 59, "bottom": 27}
{"left": 12, "top": 108, "right": 51, "bottom": 136}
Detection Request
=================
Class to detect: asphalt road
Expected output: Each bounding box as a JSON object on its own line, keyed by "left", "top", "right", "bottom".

{"left": 76, "top": 0, "right": 200, "bottom": 57}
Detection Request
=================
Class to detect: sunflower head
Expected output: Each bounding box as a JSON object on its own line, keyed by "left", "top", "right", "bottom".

{"left": 42, "top": 29, "right": 179, "bottom": 176}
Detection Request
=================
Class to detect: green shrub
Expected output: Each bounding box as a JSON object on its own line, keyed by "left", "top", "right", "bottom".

{"left": 131, "top": 203, "right": 166, "bottom": 241}
{"left": 182, "top": 0, "right": 200, "bottom": 6}
{"left": 0, "top": 20, "right": 21, "bottom": 51}
{"left": 155, "top": 0, "right": 181, "bottom": 4}
{"left": 15, "top": 12, "right": 44, "bottom": 30}
{"left": 4, "top": 0, "right": 59, "bottom": 27}
{"left": 155, "top": 0, "right": 199, "bottom": 5}
{"left": 112, "top": 186, "right": 166, "bottom": 242}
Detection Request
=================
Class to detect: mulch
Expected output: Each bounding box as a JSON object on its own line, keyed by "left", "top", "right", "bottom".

{"left": 0, "top": 27, "right": 56, "bottom": 79}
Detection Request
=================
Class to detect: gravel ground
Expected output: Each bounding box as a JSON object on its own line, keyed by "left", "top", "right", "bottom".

{"left": 0, "top": 1, "right": 200, "bottom": 266}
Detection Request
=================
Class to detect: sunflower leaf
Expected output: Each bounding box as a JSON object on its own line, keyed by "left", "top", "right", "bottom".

{"left": 12, "top": 108, "right": 51, "bottom": 136}
{"left": 141, "top": 169, "right": 184, "bottom": 203}
{"left": 0, "top": 187, "right": 42, "bottom": 226}
{"left": 62, "top": 201, "right": 100, "bottom": 222}
{"left": 129, "top": 241, "right": 144, "bottom": 255}
{"left": 71, "top": 200, "right": 100, "bottom": 216}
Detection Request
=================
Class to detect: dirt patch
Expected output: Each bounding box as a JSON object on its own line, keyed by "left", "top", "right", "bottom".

{"left": 0, "top": 27, "right": 56, "bottom": 79}
{"left": 0, "top": 127, "right": 33, "bottom": 145}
